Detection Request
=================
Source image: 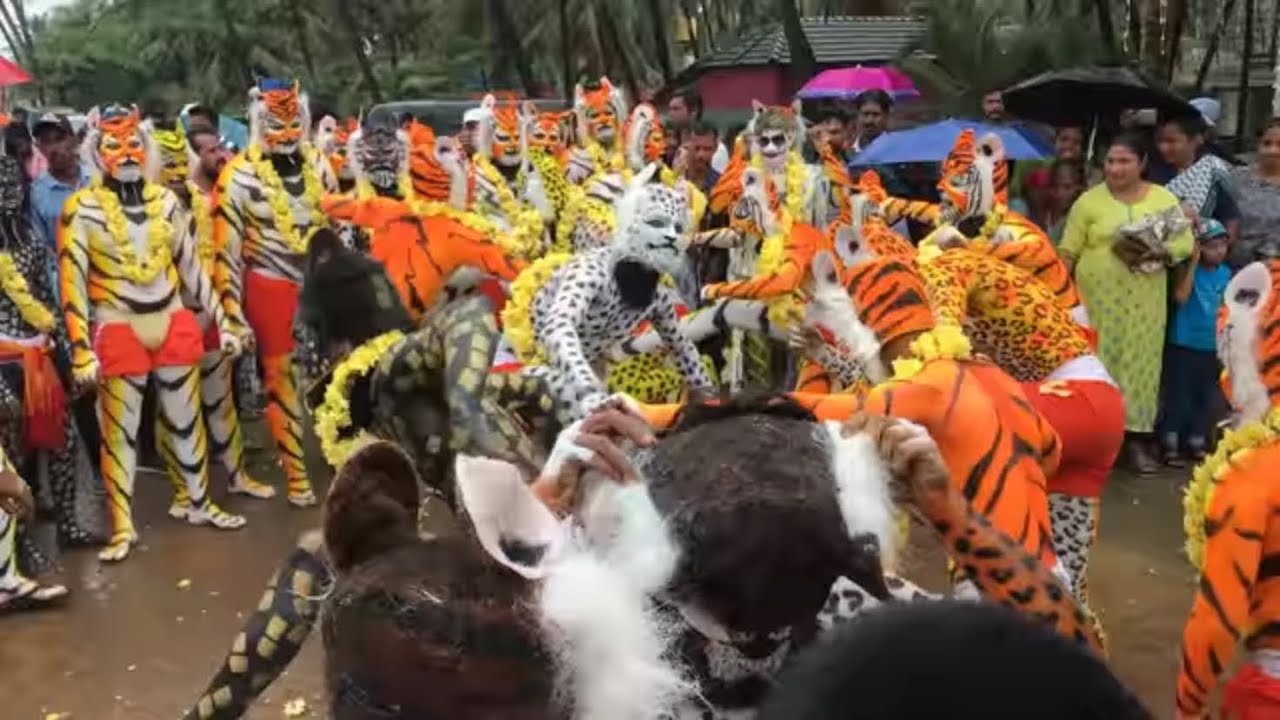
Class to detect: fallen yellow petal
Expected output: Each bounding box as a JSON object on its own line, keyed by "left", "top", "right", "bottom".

{"left": 177, "top": 578, "right": 192, "bottom": 589}
{"left": 283, "top": 697, "right": 308, "bottom": 717}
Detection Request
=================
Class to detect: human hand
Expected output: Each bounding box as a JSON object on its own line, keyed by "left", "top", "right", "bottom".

{"left": 788, "top": 324, "right": 828, "bottom": 357}
{"left": 0, "top": 467, "right": 33, "bottom": 519}
{"left": 531, "top": 405, "right": 658, "bottom": 515}
{"left": 219, "top": 330, "right": 243, "bottom": 358}
{"left": 841, "top": 412, "right": 950, "bottom": 512}
{"left": 71, "top": 355, "right": 99, "bottom": 398}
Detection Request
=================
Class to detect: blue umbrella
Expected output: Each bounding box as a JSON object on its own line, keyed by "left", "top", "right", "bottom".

{"left": 850, "top": 119, "right": 1053, "bottom": 165}
{"left": 217, "top": 115, "right": 248, "bottom": 152}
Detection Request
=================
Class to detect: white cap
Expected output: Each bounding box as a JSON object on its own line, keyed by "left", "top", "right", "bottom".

{"left": 1190, "top": 97, "right": 1220, "bottom": 127}
{"left": 462, "top": 107, "right": 486, "bottom": 125}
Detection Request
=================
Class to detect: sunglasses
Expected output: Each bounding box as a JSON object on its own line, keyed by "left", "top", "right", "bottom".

{"left": 759, "top": 134, "right": 788, "bottom": 149}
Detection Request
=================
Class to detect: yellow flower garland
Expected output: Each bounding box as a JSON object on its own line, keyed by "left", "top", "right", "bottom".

{"left": 888, "top": 323, "right": 973, "bottom": 381}
{"left": 314, "top": 329, "right": 406, "bottom": 468}
{"left": 472, "top": 155, "right": 542, "bottom": 258}
{"left": 502, "top": 253, "right": 573, "bottom": 366}
{"left": 585, "top": 140, "right": 626, "bottom": 176}
{"left": 355, "top": 171, "right": 413, "bottom": 203}
{"left": 91, "top": 181, "right": 173, "bottom": 285}
{"left": 248, "top": 144, "right": 323, "bottom": 255}
{"left": 751, "top": 209, "right": 806, "bottom": 329}
{"left": 186, "top": 182, "right": 215, "bottom": 272}
{"left": 553, "top": 187, "right": 615, "bottom": 254}
{"left": 0, "top": 252, "right": 56, "bottom": 333}
{"left": 750, "top": 150, "right": 808, "bottom": 224}
{"left": 1183, "top": 405, "right": 1280, "bottom": 571}
{"left": 409, "top": 199, "right": 528, "bottom": 261}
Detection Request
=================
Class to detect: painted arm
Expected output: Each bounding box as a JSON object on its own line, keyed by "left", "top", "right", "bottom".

{"left": 917, "top": 255, "right": 976, "bottom": 329}
{"left": 55, "top": 193, "right": 97, "bottom": 386}
{"left": 212, "top": 161, "right": 250, "bottom": 337}
{"left": 183, "top": 532, "right": 331, "bottom": 720}
{"left": 649, "top": 286, "right": 713, "bottom": 394}
{"left": 702, "top": 223, "right": 822, "bottom": 302}
{"left": 1176, "top": 483, "right": 1266, "bottom": 717}
{"left": 170, "top": 197, "right": 228, "bottom": 339}
{"left": 924, "top": 487, "right": 1103, "bottom": 655}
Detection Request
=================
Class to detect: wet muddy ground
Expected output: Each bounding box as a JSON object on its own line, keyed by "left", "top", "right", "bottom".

{"left": 3, "top": 422, "right": 1195, "bottom": 719}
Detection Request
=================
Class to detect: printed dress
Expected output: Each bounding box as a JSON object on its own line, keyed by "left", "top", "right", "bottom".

{"left": 1059, "top": 183, "right": 1193, "bottom": 431}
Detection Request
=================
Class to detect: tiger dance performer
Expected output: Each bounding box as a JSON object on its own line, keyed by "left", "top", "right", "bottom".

{"left": 183, "top": 231, "right": 549, "bottom": 720}
{"left": 1177, "top": 260, "right": 1280, "bottom": 720}
{"left": 148, "top": 120, "right": 276, "bottom": 509}
{"left": 565, "top": 77, "right": 628, "bottom": 184}
{"left": 60, "top": 104, "right": 245, "bottom": 562}
{"left": 469, "top": 93, "right": 548, "bottom": 255}
{"left": 214, "top": 78, "right": 329, "bottom": 507}
{"left": 502, "top": 163, "right": 713, "bottom": 422}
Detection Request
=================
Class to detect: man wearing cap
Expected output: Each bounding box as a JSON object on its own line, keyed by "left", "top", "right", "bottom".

{"left": 30, "top": 113, "right": 90, "bottom": 291}
{"left": 461, "top": 106, "right": 484, "bottom": 157}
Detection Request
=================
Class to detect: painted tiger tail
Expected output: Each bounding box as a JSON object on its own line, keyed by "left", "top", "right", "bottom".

{"left": 183, "top": 533, "right": 330, "bottom": 720}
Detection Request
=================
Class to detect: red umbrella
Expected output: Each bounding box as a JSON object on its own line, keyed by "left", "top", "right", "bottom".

{"left": 0, "top": 57, "right": 31, "bottom": 87}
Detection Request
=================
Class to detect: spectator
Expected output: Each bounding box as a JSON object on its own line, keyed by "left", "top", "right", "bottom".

{"left": 29, "top": 113, "right": 89, "bottom": 287}
{"left": 1151, "top": 114, "right": 1239, "bottom": 240}
{"left": 1229, "top": 118, "right": 1280, "bottom": 269}
{"left": 460, "top": 107, "right": 484, "bottom": 157}
{"left": 982, "top": 89, "right": 1007, "bottom": 123}
{"left": 1159, "top": 219, "right": 1231, "bottom": 466}
{"left": 759, "top": 601, "right": 1151, "bottom": 720}
{"left": 1059, "top": 133, "right": 1195, "bottom": 474}
{"left": 667, "top": 85, "right": 729, "bottom": 173}
{"left": 849, "top": 89, "right": 891, "bottom": 153}
{"left": 1015, "top": 126, "right": 1087, "bottom": 214}
{"left": 677, "top": 120, "right": 721, "bottom": 194}
{"left": 804, "top": 104, "right": 850, "bottom": 163}
{"left": 1036, "top": 160, "right": 1087, "bottom": 244}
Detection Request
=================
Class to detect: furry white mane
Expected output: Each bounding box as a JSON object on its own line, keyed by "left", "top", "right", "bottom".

{"left": 805, "top": 251, "right": 887, "bottom": 383}
{"left": 822, "top": 421, "right": 899, "bottom": 566}
{"left": 1221, "top": 261, "right": 1274, "bottom": 424}
{"left": 624, "top": 104, "right": 656, "bottom": 172}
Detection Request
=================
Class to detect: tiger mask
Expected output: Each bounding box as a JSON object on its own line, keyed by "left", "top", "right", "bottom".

{"left": 574, "top": 77, "right": 627, "bottom": 148}
{"left": 249, "top": 78, "right": 308, "bottom": 155}
{"left": 146, "top": 120, "right": 189, "bottom": 192}
{"left": 937, "top": 129, "right": 1007, "bottom": 228}
{"left": 748, "top": 98, "right": 804, "bottom": 169}
{"left": 623, "top": 103, "right": 665, "bottom": 172}
{"left": 528, "top": 106, "right": 571, "bottom": 158}
{"left": 84, "top": 104, "right": 151, "bottom": 184}
{"left": 349, "top": 114, "right": 409, "bottom": 196}
{"left": 407, "top": 121, "right": 469, "bottom": 209}
{"left": 475, "top": 93, "right": 526, "bottom": 169}
{"left": 729, "top": 167, "right": 782, "bottom": 242}
{"left": 1219, "top": 260, "right": 1280, "bottom": 423}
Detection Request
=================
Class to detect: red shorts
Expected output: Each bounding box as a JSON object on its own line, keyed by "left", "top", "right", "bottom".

{"left": 202, "top": 319, "right": 220, "bottom": 353}
{"left": 1020, "top": 378, "right": 1125, "bottom": 498}
{"left": 93, "top": 308, "right": 205, "bottom": 378}
{"left": 1223, "top": 663, "right": 1280, "bottom": 720}
{"left": 243, "top": 270, "right": 300, "bottom": 358}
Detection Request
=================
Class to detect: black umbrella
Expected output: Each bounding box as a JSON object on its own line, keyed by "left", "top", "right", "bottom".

{"left": 1003, "top": 65, "right": 1198, "bottom": 127}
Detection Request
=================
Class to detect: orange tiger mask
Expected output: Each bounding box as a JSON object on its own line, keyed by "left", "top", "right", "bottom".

{"left": 937, "top": 129, "right": 1008, "bottom": 225}
{"left": 95, "top": 105, "right": 147, "bottom": 182}
{"left": 252, "top": 78, "right": 305, "bottom": 152}
{"left": 574, "top": 77, "right": 623, "bottom": 145}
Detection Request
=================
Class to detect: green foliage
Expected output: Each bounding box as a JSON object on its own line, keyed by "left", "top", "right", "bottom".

{"left": 897, "top": 0, "right": 1120, "bottom": 117}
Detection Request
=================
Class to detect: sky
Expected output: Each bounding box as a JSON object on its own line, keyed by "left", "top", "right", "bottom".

{"left": 28, "top": 0, "right": 71, "bottom": 15}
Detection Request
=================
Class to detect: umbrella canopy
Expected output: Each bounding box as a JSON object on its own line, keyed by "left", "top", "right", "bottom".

{"left": 1003, "top": 65, "right": 1196, "bottom": 127}
{"left": 850, "top": 119, "right": 1052, "bottom": 165}
{"left": 798, "top": 65, "right": 919, "bottom": 101}
{"left": 0, "top": 57, "right": 30, "bottom": 87}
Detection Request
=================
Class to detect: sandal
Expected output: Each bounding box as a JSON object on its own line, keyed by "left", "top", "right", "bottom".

{"left": 0, "top": 577, "right": 69, "bottom": 615}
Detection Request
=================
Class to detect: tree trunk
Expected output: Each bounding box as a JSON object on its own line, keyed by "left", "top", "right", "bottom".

{"left": 285, "top": 0, "right": 318, "bottom": 88}
{"left": 647, "top": 0, "right": 675, "bottom": 82}
{"left": 777, "top": 0, "right": 816, "bottom": 84}
{"left": 698, "top": 0, "right": 717, "bottom": 50}
{"left": 334, "top": 0, "right": 385, "bottom": 103}
{"left": 1238, "top": 0, "right": 1256, "bottom": 150}
{"left": 1125, "top": 0, "right": 1142, "bottom": 59}
{"left": 559, "top": 0, "right": 575, "bottom": 96}
{"left": 1139, "top": 0, "right": 1164, "bottom": 78}
{"left": 1089, "top": 0, "right": 1118, "bottom": 57}
{"left": 1194, "top": 0, "right": 1238, "bottom": 93}
{"left": 489, "top": 0, "right": 538, "bottom": 95}
{"left": 1162, "top": 0, "right": 1187, "bottom": 83}
{"left": 596, "top": 4, "right": 642, "bottom": 101}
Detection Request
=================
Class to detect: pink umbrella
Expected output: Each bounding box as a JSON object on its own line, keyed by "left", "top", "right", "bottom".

{"left": 0, "top": 57, "right": 31, "bottom": 87}
{"left": 797, "top": 65, "right": 918, "bottom": 101}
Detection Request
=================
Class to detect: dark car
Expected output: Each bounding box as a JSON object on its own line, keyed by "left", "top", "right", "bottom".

{"left": 366, "top": 98, "right": 571, "bottom": 134}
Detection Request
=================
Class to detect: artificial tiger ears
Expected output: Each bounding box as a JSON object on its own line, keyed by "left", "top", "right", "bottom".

{"left": 482, "top": 93, "right": 497, "bottom": 112}
{"left": 752, "top": 99, "right": 767, "bottom": 116}
{"left": 813, "top": 249, "right": 840, "bottom": 285}
{"left": 977, "top": 133, "right": 1006, "bottom": 162}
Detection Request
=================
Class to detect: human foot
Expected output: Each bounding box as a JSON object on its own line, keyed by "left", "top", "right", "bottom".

{"left": 229, "top": 475, "right": 277, "bottom": 500}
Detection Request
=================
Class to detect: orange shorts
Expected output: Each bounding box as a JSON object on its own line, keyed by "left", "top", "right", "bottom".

{"left": 1020, "top": 379, "right": 1125, "bottom": 498}
{"left": 243, "top": 270, "right": 300, "bottom": 358}
{"left": 93, "top": 308, "right": 204, "bottom": 378}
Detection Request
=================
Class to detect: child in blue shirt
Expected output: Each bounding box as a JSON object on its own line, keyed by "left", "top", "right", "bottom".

{"left": 1160, "top": 219, "right": 1232, "bottom": 466}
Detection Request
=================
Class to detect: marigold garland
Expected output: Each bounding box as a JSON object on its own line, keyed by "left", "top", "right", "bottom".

{"left": 584, "top": 140, "right": 626, "bottom": 176}
{"left": 354, "top": 171, "right": 413, "bottom": 203}
{"left": 553, "top": 187, "right": 614, "bottom": 254}
{"left": 472, "top": 155, "right": 543, "bottom": 258}
{"left": 0, "top": 252, "right": 56, "bottom": 333}
{"left": 409, "top": 199, "right": 528, "bottom": 261}
{"left": 248, "top": 144, "right": 324, "bottom": 255}
{"left": 502, "top": 253, "right": 572, "bottom": 366}
{"left": 90, "top": 181, "right": 173, "bottom": 285}
{"left": 314, "top": 329, "right": 406, "bottom": 467}
{"left": 1183, "top": 405, "right": 1280, "bottom": 572}
{"left": 889, "top": 323, "right": 973, "bottom": 381}
{"left": 750, "top": 150, "right": 808, "bottom": 224}
{"left": 186, "top": 182, "right": 215, "bottom": 272}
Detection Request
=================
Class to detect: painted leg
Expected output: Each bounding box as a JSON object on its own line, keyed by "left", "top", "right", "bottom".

{"left": 98, "top": 374, "right": 146, "bottom": 561}
{"left": 259, "top": 354, "right": 314, "bottom": 507}
{"left": 157, "top": 410, "right": 194, "bottom": 519}
{"left": 183, "top": 532, "right": 330, "bottom": 720}
{"left": 154, "top": 365, "right": 245, "bottom": 531}
{"left": 1049, "top": 492, "right": 1106, "bottom": 648}
{"left": 202, "top": 352, "right": 274, "bottom": 500}
{"left": 0, "top": 507, "right": 68, "bottom": 613}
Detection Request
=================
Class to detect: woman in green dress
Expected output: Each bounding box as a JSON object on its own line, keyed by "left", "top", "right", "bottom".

{"left": 1059, "top": 133, "right": 1194, "bottom": 474}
